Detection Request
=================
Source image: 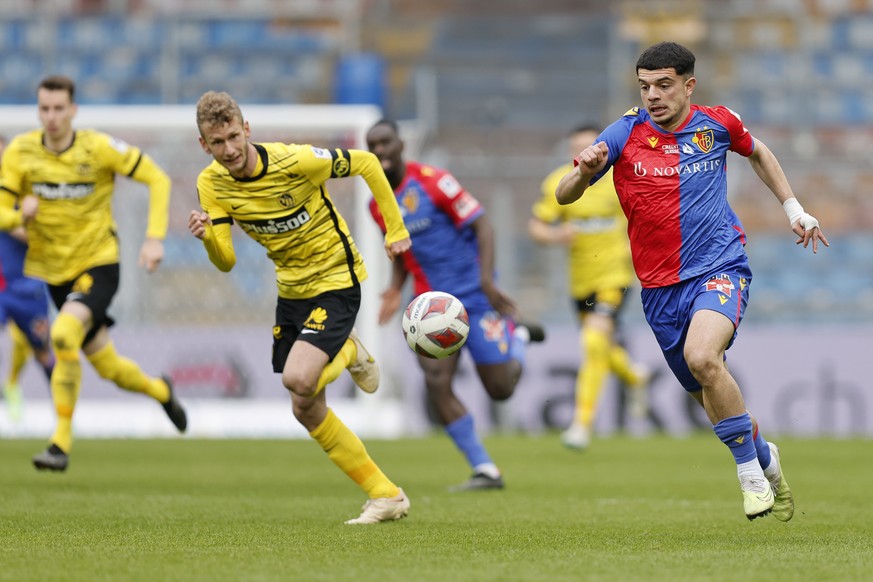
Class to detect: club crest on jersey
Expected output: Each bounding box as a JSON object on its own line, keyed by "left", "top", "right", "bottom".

{"left": 692, "top": 129, "right": 714, "bottom": 153}
{"left": 401, "top": 191, "right": 419, "bottom": 215}
{"left": 278, "top": 193, "right": 294, "bottom": 208}
{"left": 704, "top": 274, "right": 734, "bottom": 297}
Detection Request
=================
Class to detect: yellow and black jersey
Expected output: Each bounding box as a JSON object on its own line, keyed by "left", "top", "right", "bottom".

{"left": 533, "top": 164, "right": 635, "bottom": 299}
{"left": 0, "top": 128, "right": 170, "bottom": 285}
{"left": 197, "top": 143, "right": 409, "bottom": 300}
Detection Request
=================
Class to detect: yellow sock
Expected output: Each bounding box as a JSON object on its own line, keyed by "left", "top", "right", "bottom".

{"left": 87, "top": 341, "right": 169, "bottom": 403}
{"left": 309, "top": 408, "right": 399, "bottom": 499}
{"left": 8, "top": 323, "right": 31, "bottom": 386}
{"left": 576, "top": 327, "right": 611, "bottom": 428}
{"left": 313, "top": 338, "right": 355, "bottom": 395}
{"left": 48, "top": 313, "right": 86, "bottom": 453}
{"left": 608, "top": 344, "right": 644, "bottom": 386}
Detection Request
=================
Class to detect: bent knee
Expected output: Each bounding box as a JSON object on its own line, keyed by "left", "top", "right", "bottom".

{"left": 484, "top": 381, "right": 515, "bottom": 401}
{"left": 50, "top": 313, "right": 86, "bottom": 354}
{"left": 282, "top": 370, "right": 317, "bottom": 398}
{"left": 683, "top": 347, "right": 722, "bottom": 379}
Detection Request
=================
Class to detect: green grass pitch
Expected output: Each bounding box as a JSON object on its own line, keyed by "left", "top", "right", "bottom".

{"left": 1, "top": 434, "right": 870, "bottom": 581}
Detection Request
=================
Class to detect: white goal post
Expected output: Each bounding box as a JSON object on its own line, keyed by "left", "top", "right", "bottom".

{"left": 0, "top": 104, "right": 411, "bottom": 439}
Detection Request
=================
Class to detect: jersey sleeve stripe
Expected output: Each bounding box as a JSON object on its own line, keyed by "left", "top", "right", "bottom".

{"left": 0, "top": 185, "right": 19, "bottom": 197}
{"left": 126, "top": 153, "right": 143, "bottom": 178}
{"left": 212, "top": 217, "right": 233, "bottom": 226}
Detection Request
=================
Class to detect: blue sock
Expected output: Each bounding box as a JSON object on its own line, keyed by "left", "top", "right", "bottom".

{"left": 445, "top": 413, "right": 492, "bottom": 469}
{"left": 751, "top": 419, "right": 772, "bottom": 469}
{"left": 713, "top": 412, "right": 758, "bottom": 465}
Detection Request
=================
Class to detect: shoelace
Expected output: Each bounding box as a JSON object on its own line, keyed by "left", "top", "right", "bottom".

{"left": 741, "top": 476, "right": 771, "bottom": 495}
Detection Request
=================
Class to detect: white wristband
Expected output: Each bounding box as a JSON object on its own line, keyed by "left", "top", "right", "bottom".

{"left": 782, "top": 198, "right": 804, "bottom": 225}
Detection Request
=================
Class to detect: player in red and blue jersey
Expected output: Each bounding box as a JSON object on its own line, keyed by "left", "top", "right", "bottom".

{"left": 0, "top": 134, "right": 53, "bottom": 420}
{"left": 0, "top": 230, "right": 54, "bottom": 419}
{"left": 557, "top": 42, "right": 828, "bottom": 522}
{"left": 367, "top": 119, "right": 544, "bottom": 491}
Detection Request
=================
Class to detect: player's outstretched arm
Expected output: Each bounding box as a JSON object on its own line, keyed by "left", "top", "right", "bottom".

{"left": 555, "top": 142, "right": 609, "bottom": 205}
{"left": 349, "top": 149, "right": 411, "bottom": 258}
{"left": 748, "top": 138, "right": 830, "bottom": 253}
{"left": 126, "top": 153, "right": 171, "bottom": 271}
{"left": 528, "top": 216, "right": 576, "bottom": 246}
{"left": 188, "top": 209, "right": 236, "bottom": 271}
{"left": 471, "top": 214, "right": 518, "bottom": 318}
{"left": 131, "top": 154, "right": 171, "bottom": 240}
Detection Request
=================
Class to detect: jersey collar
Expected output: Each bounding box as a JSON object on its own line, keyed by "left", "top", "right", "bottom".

{"left": 233, "top": 143, "right": 269, "bottom": 182}
{"left": 646, "top": 106, "right": 696, "bottom": 135}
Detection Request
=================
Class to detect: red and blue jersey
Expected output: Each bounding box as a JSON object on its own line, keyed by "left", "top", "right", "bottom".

{"left": 369, "top": 161, "right": 491, "bottom": 310}
{"left": 592, "top": 104, "right": 755, "bottom": 288}
{"left": 0, "top": 232, "right": 44, "bottom": 295}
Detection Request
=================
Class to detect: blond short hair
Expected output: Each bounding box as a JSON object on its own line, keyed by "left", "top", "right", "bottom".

{"left": 196, "top": 91, "right": 244, "bottom": 134}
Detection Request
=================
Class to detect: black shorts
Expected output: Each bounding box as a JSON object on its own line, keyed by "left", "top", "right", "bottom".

{"left": 573, "top": 287, "right": 630, "bottom": 320}
{"left": 271, "top": 285, "right": 361, "bottom": 373}
{"left": 48, "top": 263, "right": 118, "bottom": 345}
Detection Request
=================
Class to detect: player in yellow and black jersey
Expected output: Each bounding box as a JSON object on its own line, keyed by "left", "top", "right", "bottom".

{"left": 0, "top": 75, "right": 187, "bottom": 471}
{"left": 188, "top": 91, "right": 412, "bottom": 525}
{"left": 528, "top": 125, "right": 652, "bottom": 451}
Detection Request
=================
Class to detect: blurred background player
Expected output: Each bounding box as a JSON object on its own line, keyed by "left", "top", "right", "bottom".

{"left": 556, "top": 41, "right": 828, "bottom": 521}
{"left": 189, "top": 91, "right": 412, "bottom": 525}
{"left": 0, "top": 75, "right": 186, "bottom": 471}
{"left": 366, "top": 119, "right": 545, "bottom": 491}
{"left": 528, "top": 125, "right": 652, "bottom": 450}
{"left": 0, "top": 134, "right": 54, "bottom": 421}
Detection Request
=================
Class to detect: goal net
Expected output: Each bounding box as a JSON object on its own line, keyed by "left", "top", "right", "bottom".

{"left": 0, "top": 104, "right": 410, "bottom": 439}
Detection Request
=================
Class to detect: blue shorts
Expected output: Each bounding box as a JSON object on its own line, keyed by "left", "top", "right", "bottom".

{"left": 640, "top": 255, "right": 752, "bottom": 392}
{"left": 0, "top": 282, "right": 52, "bottom": 352}
{"left": 464, "top": 305, "right": 514, "bottom": 366}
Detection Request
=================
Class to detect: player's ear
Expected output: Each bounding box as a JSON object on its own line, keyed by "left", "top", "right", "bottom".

{"left": 243, "top": 120, "right": 251, "bottom": 138}
{"left": 198, "top": 135, "right": 210, "bottom": 154}
{"left": 685, "top": 76, "right": 696, "bottom": 96}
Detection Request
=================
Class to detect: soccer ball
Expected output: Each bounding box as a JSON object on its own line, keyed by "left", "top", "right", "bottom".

{"left": 401, "top": 291, "right": 470, "bottom": 359}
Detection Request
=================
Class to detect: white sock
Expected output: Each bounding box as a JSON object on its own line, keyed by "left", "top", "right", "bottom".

{"left": 763, "top": 460, "right": 779, "bottom": 480}
{"left": 473, "top": 463, "right": 501, "bottom": 479}
{"left": 737, "top": 459, "right": 766, "bottom": 482}
{"left": 513, "top": 326, "right": 530, "bottom": 344}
